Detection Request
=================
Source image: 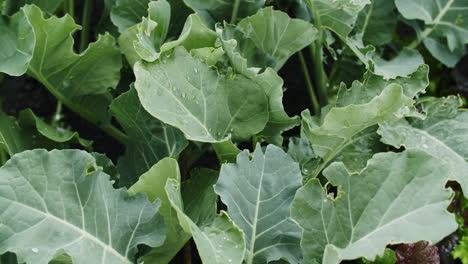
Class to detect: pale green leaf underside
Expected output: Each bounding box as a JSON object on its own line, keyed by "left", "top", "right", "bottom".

{"left": 134, "top": 47, "right": 269, "bottom": 143}
{"left": 291, "top": 150, "right": 457, "bottom": 264}
{"left": 166, "top": 177, "right": 246, "bottom": 264}
{"left": 378, "top": 96, "right": 468, "bottom": 198}
{"left": 129, "top": 158, "right": 190, "bottom": 264}
{"left": 215, "top": 144, "right": 302, "bottom": 264}
{"left": 0, "top": 149, "right": 166, "bottom": 264}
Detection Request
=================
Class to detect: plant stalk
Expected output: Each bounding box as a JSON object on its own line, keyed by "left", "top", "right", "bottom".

{"left": 0, "top": 148, "right": 7, "bottom": 166}
{"left": 67, "top": 0, "right": 75, "bottom": 17}
{"left": 79, "top": 0, "right": 93, "bottom": 52}
{"left": 298, "top": 51, "right": 320, "bottom": 114}
{"left": 309, "top": 1, "right": 328, "bottom": 106}
{"left": 231, "top": 0, "right": 241, "bottom": 24}
{"left": 52, "top": 101, "right": 63, "bottom": 125}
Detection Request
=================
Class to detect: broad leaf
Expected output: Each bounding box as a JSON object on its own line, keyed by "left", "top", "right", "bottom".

{"left": 110, "top": 0, "right": 151, "bottom": 32}
{"left": 0, "top": 149, "right": 167, "bottom": 264}
{"left": 222, "top": 7, "right": 318, "bottom": 71}
{"left": 166, "top": 171, "right": 246, "bottom": 264}
{"left": 395, "top": 0, "right": 468, "bottom": 67}
{"left": 355, "top": 0, "right": 397, "bottom": 46}
{"left": 291, "top": 150, "right": 457, "bottom": 264}
{"left": 128, "top": 158, "right": 190, "bottom": 264}
{"left": 215, "top": 144, "right": 302, "bottom": 264}
{"left": 183, "top": 0, "right": 265, "bottom": 26}
{"left": 0, "top": 9, "right": 34, "bottom": 76}
{"left": 372, "top": 48, "right": 425, "bottom": 80}
{"left": 212, "top": 140, "right": 241, "bottom": 163}
{"left": 134, "top": 47, "right": 269, "bottom": 143}
{"left": 110, "top": 88, "right": 188, "bottom": 186}
{"left": 302, "top": 83, "right": 414, "bottom": 178}
{"left": 1, "top": 0, "right": 63, "bottom": 15}
{"left": 302, "top": 0, "right": 369, "bottom": 38}
{"left": 23, "top": 5, "right": 122, "bottom": 125}
{"left": 378, "top": 96, "right": 468, "bottom": 198}
{"left": 0, "top": 110, "right": 32, "bottom": 155}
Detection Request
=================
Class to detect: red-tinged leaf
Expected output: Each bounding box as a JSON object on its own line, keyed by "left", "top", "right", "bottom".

{"left": 395, "top": 241, "right": 440, "bottom": 264}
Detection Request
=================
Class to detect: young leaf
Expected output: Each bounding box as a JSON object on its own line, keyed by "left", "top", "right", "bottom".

{"left": 166, "top": 172, "right": 246, "bottom": 264}
{"left": 291, "top": 150, "right": 457, "bottom": 264}
{"left": 128, "top": 158, "right": 190, "bottom": 264}
{"left": 221, "top": 7, "right": 318, "bottom": 71}
{"left": 371, "top": 48, "right": 425, "bottom": 80}
{"left": 452, "top": 235, "right": 468, "bottom": 263}
{"left": 134, "top": 47, "right": 269, "bottom": 143}
{"left": 302, "top": 83, "right": 413, "bottom": 178}
{"left": 0, "top": 149, "right": 167, "bottom": 264}
{"left": 23, "top": 5, "right": 122, "bottom": 125}
{"left": 110, "top": 0, "right": 151, "bottom": 32}
{"left": 378, "top": 96, "right": 468, "bottom": 198}
{"left": 133, "top": 0, "right": 171, "bottom": 62}
{"left": 0, "top": 110, "right": 33, "bottom": 155}
{"left": 110, "top": 88, "right": 188, "bottom": 186}
{"left": 362, "top": 248, "right": 397, "bottom": 264}
{"left": 215, "top": 144, "right": 302, "bottom": 264}
{"left": 0, "top": 9, "right": 34, "bottom": 76}
{"left": 395, "top": 0, "right": 468, "bottom": 67}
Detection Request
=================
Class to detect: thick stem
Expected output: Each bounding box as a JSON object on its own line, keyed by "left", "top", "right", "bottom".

{"left": 231, "top": 0, "right": 241, "bottom": 24}
{"left": 79, "top": 0, "right": 93, "bottom": 52}
{"left": 183, "top": 242, "right": 192, "bottom": 264}
{"left": 298, "top": 51, "right": 320, "bottom": 114}
{"left": 309, "top": 1, "right": 328, "bottom": 106}
{"left": 67, "top": 0, "right": 75, "bottom": 17}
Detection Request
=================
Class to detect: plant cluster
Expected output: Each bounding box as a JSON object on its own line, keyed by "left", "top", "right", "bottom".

{"left": 0, "top": 0, "right": 467, "bottom": 264}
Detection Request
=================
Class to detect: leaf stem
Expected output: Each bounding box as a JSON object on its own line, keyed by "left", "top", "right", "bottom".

{"left": 52, "top": 101, "right": 63, "bottom": 125}
{"left": 79, "top": 0, "right": 93, "bottom": 52}
{"left": 298, "top": 51, "right": 320, "bottom": 114}
{"left": 0, "top": 148, "right": 7, "bottom": 166}
{"left": 101, "top": 124, "right": 128, "bottom": 145}
{"left": 231, "top": 0, "right": 241, "bottom": 24}
{"left": 67, "top": 0, "right": 75, "bottom": 17}
{"left": 309, "top": 2, "right": 328, "bottom": 106}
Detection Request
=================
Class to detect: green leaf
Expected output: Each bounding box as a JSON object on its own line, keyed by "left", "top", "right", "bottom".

{"left": 128, "top": 158, "right": 190, "bottom": 264}
{"left": 452, "top": 235, "right": 468, "bottom": 263}
{"left": 215, "top": 144, "right": 302, "bottom": 264}
{"left": 23, "top": 5, "right": 122, "bottom": 125}
{"left": 1, "top": 0, "right": 64, "bottom": 15}
{"left": 222, "top": 7, "right": 318, "bottom": 71}
{"left": 0, "top": 149, "right": 167, "bottom": 264}
{"left": 183, "top": 0, "right": 265, "bottom": 26}
{"left": 291, "top": 150, "right": 457, "bottom": 264}
{"left": 395, "top": 0, "right": 468, "bottom": 67}
{"left": 134, "top": 47, "right": 269, "bottom": 143}
{"left": 110, "top": 88, "right": 188, "bottom": 186}
{"left": 212, "top": 140, "right": 242, "bottom": 163}
{"left": 134, "top": 0, "right": 171, "bottom": 62}
{"left": 110, "top": 0, "right": 151, "bottom": 32}
{"left": 378, "top": 96, "right": 468, "bottom": 198}
{"left": 355, "top": 0, "right": 397, "bottom": 46}
{"left": 166, "top": 172, "right": 246, "bottom": 264}
{"left": 302, "top": 83, "right": 414, "bottom": 178}
{"left": 362, "top": 249, "right": 396, "bottom": 264}
{"left": 303, "top": 0, "right": 369, "bottom": 38}
{"left": 0, "top": 108, "right": 92, "bottom": 156}
{"left": 0, "top": 9, "right": 34, "bottom": 76}
{"left": 372, "top": 48, "right": 425, "bottom": 80}
{"left": 18, "top": 109, "right": 92, "bottom": 149}
{"left": 336, "top": 64, "right": 429, "bottom": 107}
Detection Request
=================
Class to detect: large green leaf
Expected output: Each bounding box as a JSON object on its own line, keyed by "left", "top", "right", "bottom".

{"left": 354, "top": 0, "right": 397, "bottom": 46}
{"left": 291, "top": 150, "right": 457, "bottom": 264}
{"left": 110, "top": 88, "right": 187, "bottom": 186}
{"left": 221, "top": 7, "right": 318, "bottom": 71}
{"left": 215, "top": 144, "right": 302, "bottom": 264}
{"left": 395, "top": 0, "right": 468, "bottom": 67}
{"left": 128, "top": 158, "right": 190, "bottom": 264}
{"left": 110, "top": 0, "right": 151, "bottom": 32}
{"left": 303, "top": 0, "right": 369, "bottom": 38}
{"left": 0, "top": 149, "right": 167, "bottom": 264}
{"left": 22, "top": 5, "right": 122, "bottom": 125}
{"left": 183, "top": 0, "right": 265, "bottom": 26}
{"left": 378, "top": 96, "right": 468, "bottom": 198}
{"left": 166, "top": 171, "right": 246, "bottom": 264}
{"left": 134, "top": 47, "right": 269, "bottom": 143}
{"left": 302, "top": 83, "right": 413, "bottom": 178}
{"left": 0, "top": 9, "right": 34, "bottom": 76}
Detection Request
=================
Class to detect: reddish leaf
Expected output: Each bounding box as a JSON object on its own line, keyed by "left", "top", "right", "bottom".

{"left": 395, "top": 241, "right": 440, "bottom": 264}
